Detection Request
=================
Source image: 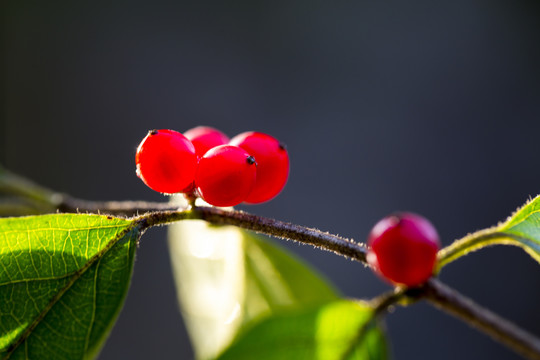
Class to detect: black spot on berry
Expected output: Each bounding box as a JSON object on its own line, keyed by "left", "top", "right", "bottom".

{"left": 149, "top": 129, "right": 158, "bottom": 136}
{"left": 246, "top": 156, "right": 256, "bottom": 165}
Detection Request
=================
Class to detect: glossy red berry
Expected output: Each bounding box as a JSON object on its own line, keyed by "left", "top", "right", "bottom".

{"left": 195, "top": 145, "right": 257, "bottom": 207}
{"left": 367, "top": 213, "right": 440, "bottom": 287}
{"left": 135, "top": 129, "right": 197, "bottom": 194}
{"left": 229, "top": 131, "right": 289, "bottom": 204}
{"left": 183, "top": 126, "right": 230, "bottom": 158}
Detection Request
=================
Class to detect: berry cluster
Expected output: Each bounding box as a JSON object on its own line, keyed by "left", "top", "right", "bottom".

{"left": 135, "top": 127, "right": 439, "bottom": 286}
{"left": 135, "top": 126, "right": 289, "bottom": 207}
{"left": 366, "top": 213, "right": 440, "bottom": 286}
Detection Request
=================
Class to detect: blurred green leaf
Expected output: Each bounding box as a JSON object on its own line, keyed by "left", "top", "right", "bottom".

{"left": 168, "top": 219, "right": 339, "bottom": 360}
{"left": 0, "top": 166, "right": 61, "bottom": 217}
{"left": 217, "top": 300, "right": 387, "bottom": 360}
{"left": 438, "top": 195, "right": 540, "bottom": 269}
{"left": 0, "top": 214, "right": 139, "bottom": 360}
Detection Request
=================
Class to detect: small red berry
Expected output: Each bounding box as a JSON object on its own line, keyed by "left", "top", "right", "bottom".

{"left": 135, "top": 129, "right": 197, "bottom": 194}
{"left": 229, "top": 131, "right": 289, "bottom": 204}
{"left": 195, "top": 145, "right": 257, "bottom": 207}
{"left": 184, "top": 126, "right": 230, "bottom": 158}
{"left": 367, "top": 213, "right": 440, "bottom": 287}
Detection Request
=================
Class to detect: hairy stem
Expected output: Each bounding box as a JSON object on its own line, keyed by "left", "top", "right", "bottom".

{"left": 2, "top": 169, "right": 540, "bottom": 360}
{"left": 137, "top": 206, "right": 540, "bottom": 360}
{"left": 138, "top": 206, "right": 367, "bottom": 263}
{"left": 58, "top": 196, "right": 180, "bottom": 215}
{"left": 0, "top": 167, "right": 176, "bottom": 216}
{"left": 422, "top": 279, "right": 540, "bottom": 360}
{"left": 437, "top": 228, "right": 516, "bottom": 270}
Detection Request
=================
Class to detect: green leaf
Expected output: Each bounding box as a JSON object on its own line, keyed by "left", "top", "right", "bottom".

{"left": 216, "top": 300, "right": 387, "bottom": 360}
{"left": 0, "top": 214, "right": 140, "bottom": 360}
{"left": 168, "top": 219, "right": 339, "bottom": 360}
{"left": 497, "top": 196, "right": 540, "bottom": 262}
{"left": 0, "top": 166, "right": 60, "bottom": 216}
{"left": 438, "top": 195, "right": 540, "bottom": 269}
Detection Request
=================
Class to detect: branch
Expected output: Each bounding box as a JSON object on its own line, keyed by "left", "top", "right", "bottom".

{"left": 421, "top": 278, "right": 540, "bottom": 360}
{"left": 138, "top": 206, "right": 367, "bottom": 263}
{"left": 57, "top": 196, "right": 180, "bottom": 215}
{"left": 197, "top": 206, "right": 367, "bottom": 263}
{"left": 105, "top": 205, "right": 540, "bottom": 360}
{"left": 2, "top": 168, "right": 540, "bottom": 360}
{"left": 135, "top": 204, "right": 540, "bottom": 360}
{"left": 437, "top": 228, "right": 512, "bottom": 270}
{"left": 0, "top": 167, "right": 367, "bottom": 262}
{"left": 341, "top": 288, "right": 407, "bottom": 360}
{"left": 0, "top": 166, "right": 180, "bottom": 216}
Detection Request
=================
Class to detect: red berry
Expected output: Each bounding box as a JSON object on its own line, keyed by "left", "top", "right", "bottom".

{"left": 229, "top": 131, "right": 289, "bottom": 204}
{"left": 195, "top": 145, "right": 257, "bottom": 207}
{"left": 367, "top": 213, "right": 440, "bottom": 287}
{"left": 135, "top": 129, "right": 197, "bottom": 194}
{"left": 184, "top": 126, "right": 230, "bottom": 158}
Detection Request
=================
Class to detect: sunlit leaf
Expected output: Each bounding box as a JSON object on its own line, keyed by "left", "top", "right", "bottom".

{"left": 217, "top": 300, "right": 387, "bottom": 360}
{"left": 438, "top": 195, "right": 540, "bottom": 269}
{"left": 0, "top": 214, "right": 140, "bottom": 360}
{"left": 498, "top": 195, "right": 540, "bottom": 262}
{"left": 168, "top": 218, "right": 339, "bottom": 359}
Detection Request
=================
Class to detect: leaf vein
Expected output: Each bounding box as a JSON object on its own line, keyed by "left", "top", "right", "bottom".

{"left": 2, "top": 221, "right": 141, "bottom": 359}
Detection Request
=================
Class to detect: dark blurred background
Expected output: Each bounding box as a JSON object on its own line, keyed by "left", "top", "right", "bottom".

{"left": 3, "top": 0, "right": 540, "bottom": 359}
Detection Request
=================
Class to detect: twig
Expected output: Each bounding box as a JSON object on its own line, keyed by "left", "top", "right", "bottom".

{"left": 195, "top": 206, "right": 367, "bottom": 263}
{"left": 341, "top": 289, "right": 407, "bottom": 359}
{"left": 57, "top": 196, "right": 180, "bottom": 215}
{"left": 0, "top": 167, "right": 179, "bottom": 216}
{"left": 137, "top": 206, "right": 367, "bottom": 263}
{"left": 2, "top": 169, "right": 540, "bottom": 359}
{"left": 0, "top": 170, "right": 367, "bottom": 261}
{"left": 437, "top": 228, "right": 511, "bottom": 270}
{"left": 422, "top": 278, "right": 540, "bottom": 360}
{"left": 136, "top": 206, "right": 540, "bottom": 360}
